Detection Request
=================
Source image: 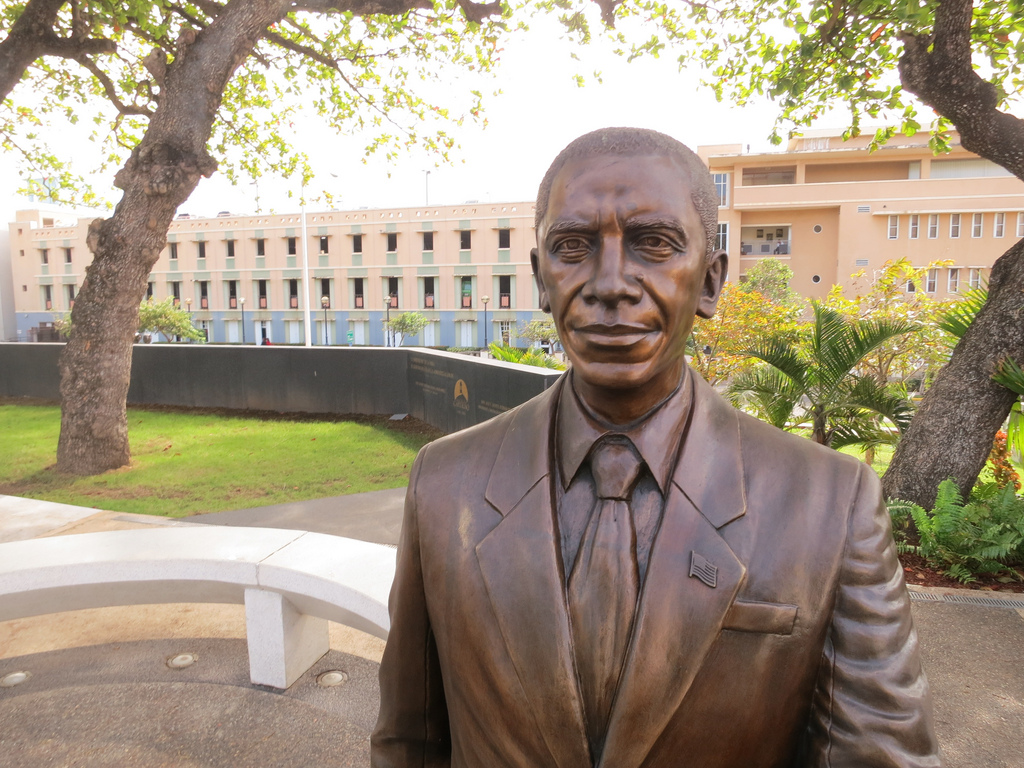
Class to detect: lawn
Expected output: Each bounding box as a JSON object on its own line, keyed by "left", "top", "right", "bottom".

{"left": 0, "top": 402, "right": 439, "bottom": 517}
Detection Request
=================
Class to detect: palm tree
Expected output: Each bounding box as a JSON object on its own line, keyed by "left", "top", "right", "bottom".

{"left": 728, "top": 303, "right": 918, "bottom": 449}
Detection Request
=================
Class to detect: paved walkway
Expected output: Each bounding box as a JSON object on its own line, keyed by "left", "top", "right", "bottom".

{"left": 2, "top": 492, "right": 1023, "bottom": 766}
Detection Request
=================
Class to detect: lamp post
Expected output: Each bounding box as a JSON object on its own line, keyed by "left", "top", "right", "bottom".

{"left": 321, "top": 295, "right": 330, "bottom": 345}
{"left": 384, "top": 295, "right": 392, "bottom": 347}
{"left": 424, "top": 170, "right": 430, "bottom": 205}
{"left": 481, "top": 295, "right": 490, "bottom": 352}
{"left": 185, "top": 298, "right": 193, "bottom": 343}
{"left": 239, "top": 297, "right": 246, "bottom": 344}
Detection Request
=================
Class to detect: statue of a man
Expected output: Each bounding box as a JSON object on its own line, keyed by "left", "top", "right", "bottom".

{"left": 372, "top": 127, "right": 939, "bottom": 767}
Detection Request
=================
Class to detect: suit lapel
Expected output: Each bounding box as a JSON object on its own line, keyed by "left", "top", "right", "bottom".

{"left": 477, "top": 378, "right": 591, "bottom": 768}
{"left": 600, "top": 372, "right": 749, "bottom": 766}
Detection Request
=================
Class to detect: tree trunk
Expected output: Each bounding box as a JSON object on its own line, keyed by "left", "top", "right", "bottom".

{"left": 882, "top": 239, "right": 1024, "bottom": 506}
{"left": 56, "top": 0, "right": 289, "bottom": 474}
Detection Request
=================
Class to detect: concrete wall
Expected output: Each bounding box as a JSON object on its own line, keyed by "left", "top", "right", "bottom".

{"left": 0, "top": 343, "right": 562, "bottom": 434}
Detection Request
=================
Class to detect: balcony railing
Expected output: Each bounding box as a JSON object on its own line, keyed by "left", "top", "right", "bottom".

{"left": 389, "top": 295, "right": 399, "bottom": 309}
{"left": 499, "top": 293, "right": 510, "bottom": 308}
{"left": 200, "top": 297, "right": 209, "bottom": 309}
{"left": 229, "top": 297, "right": 238, "bottom": 309}
{"left": 424, "top": 294, "right": 434, "bottom": 309}
{"left": 461, "top": 295, "right": 472, "bottom": 308}
{"left": 354, "top": 295, "right": 364, "bottom": 308}
{"left": 289, "top": 296, "right": 298, "bottom": 309}
{"left": 740, "top": 240, "right": 790, "bottom": 256}
{"left": 259, "top": 297, "right": 267, "bottom": 309}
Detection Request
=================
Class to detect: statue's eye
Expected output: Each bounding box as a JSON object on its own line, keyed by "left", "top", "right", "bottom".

{"left": 633, "top": 232, "right": 680, "bottom": 260}
{"left": 552, "top": 236, "right": 590, "bottom": 261}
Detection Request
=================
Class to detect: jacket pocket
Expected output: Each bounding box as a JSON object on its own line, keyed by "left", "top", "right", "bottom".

{"left": 722, "top": 600, "right": 798, "bottom": 635}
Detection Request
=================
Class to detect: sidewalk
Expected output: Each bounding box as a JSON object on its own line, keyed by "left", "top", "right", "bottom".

{"left": 2, "top": 493, "right": 1023, "bottom": 766}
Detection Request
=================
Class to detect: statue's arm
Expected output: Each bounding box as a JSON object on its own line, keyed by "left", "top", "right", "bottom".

{"left": 371, "top": 451, "right": 452, "bottom": 768}
{"left": 802, "top": 465, "right": 941, "bottom": 767}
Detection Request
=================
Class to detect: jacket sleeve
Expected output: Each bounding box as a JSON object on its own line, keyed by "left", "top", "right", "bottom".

{"left": 371, "top": 449, "right": 452, "bottom": 768}
{"left": 802, "top": 465, "right": 941, "bottom": 768}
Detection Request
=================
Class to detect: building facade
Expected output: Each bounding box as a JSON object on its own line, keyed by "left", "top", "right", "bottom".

{"left": 8, "top": 130, "right": 1023, "bottom": 345}
{"left": 702, "top": 129, "right": 1024, "bottom": 301}
{"left": 8, "top": 202, "right": 544, "bottom": 347}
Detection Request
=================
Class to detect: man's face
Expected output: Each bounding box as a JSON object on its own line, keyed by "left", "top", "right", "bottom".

{"left": 533, "top": 153, "right": 727, "bottom": 411}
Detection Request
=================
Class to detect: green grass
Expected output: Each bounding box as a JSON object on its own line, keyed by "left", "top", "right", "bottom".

{"left": 837, "top": 443, "right": 895, "bottom": 476}
{"left": 0, "top": 403, "right": 437, "bottom": 517}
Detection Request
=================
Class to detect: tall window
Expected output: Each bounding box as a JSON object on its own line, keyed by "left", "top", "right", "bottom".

{"left": 226, "top": 239, "right": 235, "bottom": 258}
{"left": 199, "top": 281, "right": 209, "bottom": 309}
{"left": 1018, "top": 212, "right": 1024, "bottom": 238}
{"left": 423, "top": 276, "right": 435, "bottom": 308}
{"left": 386, "top": 233, "right": 398, "bottom": 252}
{"left": 40, "top": 248, "right": 49, "bottom": 265}
{"left": 969, "top": 268, "right": 982, "bottom": 290}
{"left": 64, "top": 247, "right": 73, "bottom": 263}
{"left": 499, "top": 320, "right": 512, "bottom": 345}
{"left": 67, "top": 284, "right": 76, "bottom": 307}
{"left": 713, "top": 173, "right": 730, "bottom": 207}
{"left": 319, "top": 235, "right": 329, "bottom": 254}
{"left": 388, "top": 277, "right": 399, "bottom": 307}
{"left": 228, "top": 279, "right": 238, "bottom": 308}
{"left": 972, "top": 212, "right": 983, "bottom": 238}
{"left": 498, "top": 228, "right": 511, "bottom": 249}
{"left": 499, "top": 275, "right": 512, "bottom": 308}
{"left": 353, "top": 277, "right": 364, "bottom": 308}
{"left": 258, "top": 279, "right": 268, "bottom": 309}
{"left": 287, "top": 237, "right": 297, "bottom": 255}
{"left": 461, "top": 276, "right": 473, "bottom": 308}
{"left": 887, "top": 215, "right": 899, "bottom": 240}
{"left": 256, "top": 238, "right": 265, "bottom": 256}
{"left": 909, "top": 215, "right": 919, "bottom": 239}
{"left": 197, "top": 241, "right": 206, "bottom": 259}
{"left": 927, "top": 214, "right": 939, "bottom": 239}
{"left": 716, "top": 223, "right": 729, "bottom": 251}
{"left": 353, "top": 234, "right": 363, "bottom": 253}
{"left": 169, "top": 242, "right": 178, "bottom": 259}
{"left": 422, "top": 232, "right": 434, "bottom": 251}
{"left": 170, "top": 281, "right": 181, "bottom": 305}
{"left": 146, "top": 282, "right": 154, "bottom": 299}
{"left": 43, "top": 284, "right": 52, "bottom": 309}
{"left": 289, "top": 278, "right": 299, "bottom": 308}
{"left": 994, "top": 212, "right": 1006, "bottom": 238}
{"left": 947, "top": 268, "right": 960, "bottom": 294}
{"left": 925, "top": 268, "right": 937, "bottom": 293}
{"left": 949, "top": 213, "right": 961, "bottom": 238}
{"left": 320, "top": 278, "right": 331, "bottom": 307}
{"left": 460, "top": 230, "right": 472, "bottom": 250}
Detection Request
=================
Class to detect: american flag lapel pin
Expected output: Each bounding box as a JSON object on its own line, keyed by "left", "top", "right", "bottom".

{"left": 689, "top": 551, "right": 718, "bottom": 589}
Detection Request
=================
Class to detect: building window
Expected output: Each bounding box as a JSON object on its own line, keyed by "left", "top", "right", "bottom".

{"left": 905, "top": 279, "right": 916, "bottom": 293}
{"left": 423, "top": 276, "right": 435, "bottom": 308}
{"left": 170, "top": 281, "right": 181, "bottom": 305}
{"left": 146, "top": 282, "right": 154, "bottom": 299}
{"left": 422, "top": 231, "right": 434, "bottom": 251}
{"left": 64, "top": 247, "right": 72, "bottom": 263}
{"left": 715, "top": 223, "right": 729, "bottom": 252}
{"left": 947, "top": 268, "right": 960, "bottom": 294}
{"left": 228, "top": 280, "right": 238, "bottom": 308}
{"left": 199, "top": 281, "right": 209, "bottom": 309}
{"left": 461, "top": 276, "right": 473, "bottom": 308}
{"left": 887, "top": 215, "right": 899, "bottom": 240}
{"left": 256, "top": 238, "right": 265, "bottom": 256}
{"left": 969, "top": 268, "right": 982, "bottom": 290}
{"left": 713, "top": 173, "right": 730, "bottom": 207}
{"left": 353, "top": 234, "right": 363, "bottom": 253}
{"left": 320, "top": 278, "right": 331, "bottom": 307}
{"left": 925, "top": 268, "right": 937, "bottom": 293}
{"left": 949, "top": 214, "right": 961, "bottom": 238}
{"left": 169, "top": 242, "right": 178, "bottom": 259}
{"left": 909, "top": 215, "right": 919, "bottom": 240}
{"left": 287, "top": 237, "right": 297, "bottom": 255}
{"left": 1018, "top": 213, "right": 1024, "bottom": 238}
{"left": 972, "top": 213, "right": 983, "bottom": 238}
{"left": 499, "top": 275, "right": 512, "bottom": 308}
{"left": 460, "top": 230, "right": 472, "bottom": 250}
{"left": 40, "top": 249, "right": 48, "bottom": 265}
{"left": 386, "top": 233, "right": 398, "bottom": 252}
{"left": 928, "top": 214, "right": 939, "bottom": 239}
{"left": 226, "top": 239, "right": 235, "bottom": 258}
{"left": 319, "top": 235, "right": 329, "bottom": 254}
{"left": 994, "top": 212, "right": 1006, "bottom": 238}
{"left": 499, "top": 320, "right": 512, "bottom": 345}
{"left": 197, "top": 241, "right": 206, "bottom": 259}
{"left": 353, "top": 277, "right": 364, "bottom": 308}
{"left": 288, "top": 279, "right": 299, "bottom": 308}
{"left": 498, "top": 228, "right": 511, "bottom": 249}
{"left": 66, "top": 284, "right": 76, "bottom": 307}
{"left": 258, "top": 279, "right": 268, "bottom": 309}
{"left": 388, "top": 277, "right": 399, "bottom": 307}
{"left": 43, "top": 284, "right": 52, "bottom": 309}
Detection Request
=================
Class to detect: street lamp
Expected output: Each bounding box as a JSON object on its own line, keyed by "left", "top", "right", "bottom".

{"left": 481, "top": 295, "right": 490, "bottom": 351}
{"left": 239, "top": 297, "right": 246, "bottom": 344}
{"left": 184, "top": 298, "right": 193, "bottom": 343}
{"left": 384, "top": 295, "right": 392, "bottom": 347}
{"left": 321, "top": 295, "right": 330, "bottom": 345}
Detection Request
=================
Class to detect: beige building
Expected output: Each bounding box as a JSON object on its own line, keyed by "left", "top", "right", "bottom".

{"left": 703, "top": 129, "right": 1024, "bottom": 300}
{"left": 8, "top": 130, "right": 1023, "bottom": 344}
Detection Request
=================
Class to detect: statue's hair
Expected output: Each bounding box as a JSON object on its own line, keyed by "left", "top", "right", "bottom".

{"left": 535, "top": 127, "right": 719, "bottom": 260}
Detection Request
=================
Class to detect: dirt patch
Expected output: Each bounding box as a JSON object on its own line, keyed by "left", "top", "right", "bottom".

{"left": 899, "top": 552, "right": 1024, "bottom": 593}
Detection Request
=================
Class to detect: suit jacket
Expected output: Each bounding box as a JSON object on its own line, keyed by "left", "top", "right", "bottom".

{"left": 372, "top": 372, "right": 939, "bottom": 767}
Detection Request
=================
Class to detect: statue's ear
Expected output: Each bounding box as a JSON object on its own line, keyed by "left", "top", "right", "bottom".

{"left": 531, "top": 248, "right": 551, "bottom": 313}
{"left": 696, "top": 249, "right": 728, "bottom": 320}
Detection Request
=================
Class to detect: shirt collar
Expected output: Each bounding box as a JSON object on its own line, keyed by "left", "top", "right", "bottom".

{"left": 556, "top": 367, "right": 693, "bottom": 493}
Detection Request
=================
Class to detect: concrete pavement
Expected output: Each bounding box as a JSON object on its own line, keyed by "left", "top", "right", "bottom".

{"left": 2, "top": 492, "right": 1024, "bottom": 766}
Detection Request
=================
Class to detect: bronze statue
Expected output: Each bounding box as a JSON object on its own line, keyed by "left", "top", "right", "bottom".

{"left": 372, "top": 128, "right": 939, "bottom": 767}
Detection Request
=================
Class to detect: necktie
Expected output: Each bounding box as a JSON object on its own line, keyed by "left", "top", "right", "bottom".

{"left": 568, "top": 436, "right": 643, "bottom": 758}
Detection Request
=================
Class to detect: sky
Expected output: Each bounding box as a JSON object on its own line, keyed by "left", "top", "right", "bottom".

{"left": 2, "top": 12, "right": 849, "bottom": 220}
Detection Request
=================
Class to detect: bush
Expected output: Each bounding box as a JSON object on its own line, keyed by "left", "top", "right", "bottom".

{"left": 888, "top": 479, "right": 1024, "bottom": 584}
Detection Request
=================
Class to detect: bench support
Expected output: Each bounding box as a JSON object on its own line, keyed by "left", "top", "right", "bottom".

{"left": 244, "top": 588, "right": 330, "bottom": 689}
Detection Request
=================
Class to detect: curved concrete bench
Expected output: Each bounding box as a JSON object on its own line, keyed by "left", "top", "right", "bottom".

{"left": 0, "top": 527, "right": 396, "bottom": 689}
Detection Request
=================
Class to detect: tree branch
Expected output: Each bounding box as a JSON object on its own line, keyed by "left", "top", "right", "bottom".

{"left": 898, "top": 0, "right": 1024, "bottom": 181}
{"left": 75, "top": 54, "right": 154, "bottom": 116}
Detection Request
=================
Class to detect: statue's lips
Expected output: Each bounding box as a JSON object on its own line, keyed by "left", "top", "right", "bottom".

{"left": 573, "top": 323, "right": 657, "bottom": 347}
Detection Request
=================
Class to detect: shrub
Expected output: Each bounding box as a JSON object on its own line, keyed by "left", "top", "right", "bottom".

{"left": 888, "top": 479, "right": 1024, "bottom": 584}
